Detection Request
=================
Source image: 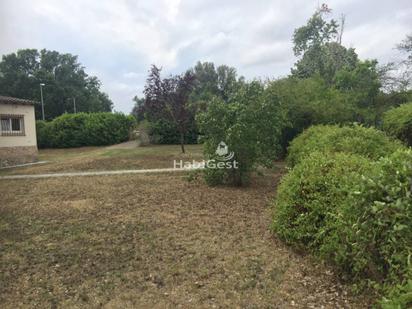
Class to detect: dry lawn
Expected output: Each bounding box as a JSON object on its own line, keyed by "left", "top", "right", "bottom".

{"left": 0, "top": 144, "right": 203, "bottom": 176}
{"left": 0, "top": 170, "right": 372, "bottom": 308}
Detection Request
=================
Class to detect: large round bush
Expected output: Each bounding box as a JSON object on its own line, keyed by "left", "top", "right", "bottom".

{"left": 383, "top": 102, "right": 412, "bottom": 147}
{"left": 272, "top": 151, "right": 372, "bottom": 250}
{"left": 287, "top": 124, "right": 404, "bottom": 167}
{"left": 324, "top": 149, "right": 412, "bottom": 285}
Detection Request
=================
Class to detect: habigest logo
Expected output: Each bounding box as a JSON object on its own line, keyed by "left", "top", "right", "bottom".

{"left": 173, "top": 141, "right": 238, "bottom": 169}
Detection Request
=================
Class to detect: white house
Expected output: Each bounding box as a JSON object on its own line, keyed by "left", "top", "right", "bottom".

{"left": 0, "top": 96, "right": 38, "bottom": 167}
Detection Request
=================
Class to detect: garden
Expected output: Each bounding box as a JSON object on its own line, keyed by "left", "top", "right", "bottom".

{"left": 1, "top": 5, "right": 412, "bottom": 308}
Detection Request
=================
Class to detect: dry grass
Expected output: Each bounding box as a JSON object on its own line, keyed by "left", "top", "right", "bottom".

{"left": 0, "top": 170, "right": 372, "bottom": 308}
{"left": 0, "top": 144, "right": 203, "bottom": 175}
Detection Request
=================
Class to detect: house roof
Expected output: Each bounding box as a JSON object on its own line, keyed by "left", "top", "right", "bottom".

{"left": 0, "top": 96, "right": 38, "bottom": 106}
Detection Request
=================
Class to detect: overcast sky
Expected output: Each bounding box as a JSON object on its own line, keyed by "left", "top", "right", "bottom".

{"left": 1, "top": 0, "right": 411, "bottom": 113}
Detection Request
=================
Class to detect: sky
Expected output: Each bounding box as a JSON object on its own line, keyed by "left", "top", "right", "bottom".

{"left": 1, "top": 0, "right": 411, "bottom": 113}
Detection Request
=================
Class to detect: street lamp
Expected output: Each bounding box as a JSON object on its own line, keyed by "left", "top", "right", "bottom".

{"left": 39, "top": 83, "right": 45, "bottom": 120}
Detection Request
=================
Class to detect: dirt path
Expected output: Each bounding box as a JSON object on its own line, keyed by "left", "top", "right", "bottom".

{"left": 0, "top": 171, "right": 372, "bottom": 308}
{"left": 106, "top": 140, "right": 141, "bottom": 149}
{"left": 0, "top": 165, "right": 203, "bottom": 180}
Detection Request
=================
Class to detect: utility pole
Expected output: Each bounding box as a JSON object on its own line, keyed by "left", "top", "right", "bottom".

{"left": 40, "top": 83, "right": 45, "bottom": 120}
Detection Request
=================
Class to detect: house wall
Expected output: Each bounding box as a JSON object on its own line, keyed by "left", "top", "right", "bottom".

{"left": 0, "top": 103, "right": 38, "bottom": 167}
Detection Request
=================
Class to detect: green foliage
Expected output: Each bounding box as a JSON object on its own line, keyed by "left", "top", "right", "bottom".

{"left": 35, "top": 120, "right": 52, "bottom": 148}
{"left": 197, "top": 95, "right": 258, "bottom": 186}
{"left": 292, "top": 11, "right": 338, "bottom": 56}
{"left": 292, "top": 42, "right": 358, "bottom": 84}
{"left": 383, "top": 102, "right": 412, "bottom": 146}
{"left": 0, "top": 49, "right": 113, "bottom": 120}
{"left": 190, "top": 61, "right": 243, "bottom": 103}
{"left": 274, "top": 139, "right": 412, "bottom": 306}
{"left": 287, "top": 124, "right": 404, "bottom": 167}
{"left": 322, "top": 149, "right": 412, "bottom": 289}
{"left": 381, "top": 280, "right": 412, "bottom": 309}
{"left": 273, "top": 151, "right": 372, "bottom": 250}
{"left": 197, "top": 81, "right": 286, "bottom": 186}
{"left": 148, "top": 119, "right": 198, "bottom": 144}
{"left": 267, "top": 77, "right": 356, "bottom": 153}
{"left": 36, "top": 112, "right": 135, "bottom": 148}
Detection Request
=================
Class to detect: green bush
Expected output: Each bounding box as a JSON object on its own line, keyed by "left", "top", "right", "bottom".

{"left": 325, "top": 149, "right": 412, "bottom": 287}
{"left": 287, "top": 124, "right": 404, "bottom": 167}
{"left": 273, "top": 149, "right": 412, "bottom": 306}
{"left": 272, "top": 151, "right": 372, "bottom": 250}
{"left": 197, "top": 81, "right": 286, "bottom": 186}
{"left": 148, "top": 119, "right": 198, "bottom": 144}
{"left": 383, "top": 102, "right": 412, "bottom": 146}
{"left": 197, "top": 96, "right": 259, "bottom": 186}
{"left": 35, "top": 120, "right": 52, "bottom": 148}
{"left": 36, "top": 112, "right": 135, "bottom": 148}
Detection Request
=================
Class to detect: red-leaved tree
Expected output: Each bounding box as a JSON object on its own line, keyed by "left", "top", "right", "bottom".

{"left": 143, "top": 65, "right": 196, "bottom": 153}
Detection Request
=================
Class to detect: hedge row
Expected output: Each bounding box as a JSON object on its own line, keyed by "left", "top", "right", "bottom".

{"left": 273, "top": 125, "right": 412, "bottom": 307}
{"left": 383, "top": 102, "right": 412, "bottom": 147}
{"left": 286, "top": 124, "right": 405, "bottom": 167}
{"left": 36, "top": 112, "right": 135, "bottom": 148}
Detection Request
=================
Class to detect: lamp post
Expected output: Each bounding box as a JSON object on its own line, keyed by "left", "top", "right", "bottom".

{"left": 39, "top": 83, "right": 45, "bottom": 120}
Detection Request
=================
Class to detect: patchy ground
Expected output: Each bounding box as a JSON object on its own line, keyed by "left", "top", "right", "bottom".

{"left": 0, "top": 144, "right": 203, "bottom": 176}
{"left": 0, "top": 169, "right": 372, "bottom": 308}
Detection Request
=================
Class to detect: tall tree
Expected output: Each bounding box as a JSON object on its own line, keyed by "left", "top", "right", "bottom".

{"left": 143, "top": 65, "right": 196, "bottom": 153}
{"left": 190, "top": 61, "right": 243, "bottom": 104}
{"left": 291, "top": 6, "right": 360, "bottom": 84}
{"left": 0, "top": 49, "right": 113, "bottom": 120}
{"left": 292, "top": 6, "right": 338, "bottom": 57}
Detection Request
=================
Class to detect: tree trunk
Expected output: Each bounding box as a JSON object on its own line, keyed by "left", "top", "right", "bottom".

{"left": 180, "top": 132, "right": 185, "bottom": 153}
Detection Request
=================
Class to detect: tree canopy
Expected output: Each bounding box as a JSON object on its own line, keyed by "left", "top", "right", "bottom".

{"left": 0, "top": 49, "right": 113, "bottom": 120}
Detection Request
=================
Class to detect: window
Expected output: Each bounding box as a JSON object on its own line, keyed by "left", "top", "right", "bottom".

{"left": 1, "top": 115, "right": 25, "bottom": 136}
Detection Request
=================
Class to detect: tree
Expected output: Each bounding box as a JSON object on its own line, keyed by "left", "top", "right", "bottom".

{"left": 291, "top": 7, "right": 361, "bottom": 85}
{"left": 334, "top": 60, "right": 382, "bottom": 123}
{"left": 143, "top": 65, "right": 196, "bottom": 153}
{"left": 190, "top": 61, "right": 243, "bottom": 104}
{"left": 292, "top": 8, "right": 338, "bottom": 57}
{"left": 131, "top": 96, "right": 145, "bottom": 121}
{"left": 292, "top": 42, "right": 358, "bottom": 84}
{"left": 197, "top": 80, "right": 287, "bottom": 186}
{"left": 0, "top": 49, "right": 113, "bottom": 119}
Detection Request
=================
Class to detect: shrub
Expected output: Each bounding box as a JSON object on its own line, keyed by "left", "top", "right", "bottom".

{"left": 148, "top": 119, "right": 198, "bottom": 145}
{"left": 35, "top": 120, "right": 52, "bottom": 148}
{"left": 324, "top": 149, "right": 412, "bottom": 287}
{"left": 272, "top": 151, "right": 372, "bottom": 250}
{"left": 197, "top": 96, "right": 259, "bottom": 186}
{"left": 36, "top": 112, "right": 135, "bottom": 148}
{"left": 383, "top": 102, "right": 412, "bottom": 146}
{"left": 287, "top": 124, "right": 404, "bottom": 167}
{"left": 197, "top": 81, "right": 286, "bottom": 186}
{"left": 274, "top": 149, "right": 412, "bottom": 306}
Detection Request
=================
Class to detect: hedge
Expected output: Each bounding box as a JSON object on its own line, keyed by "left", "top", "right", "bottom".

{"left": 286, "top": 124, "right": 405, "bottom": 167}
{"left": 36, "top": 112, "right": 135, "bottom": 148}
{"left": 273, "top": 151, "right": 373, "bottom": 250}
{"left": 273, "top": 148, "right": 412, "bottom": 307}
{"left": 383, "top": 102, "right": 412, "bottom": 147}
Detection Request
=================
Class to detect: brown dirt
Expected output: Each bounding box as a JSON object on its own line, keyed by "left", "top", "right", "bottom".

{"left": 0, "top": 170, "right": 372, "bottom": 308}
